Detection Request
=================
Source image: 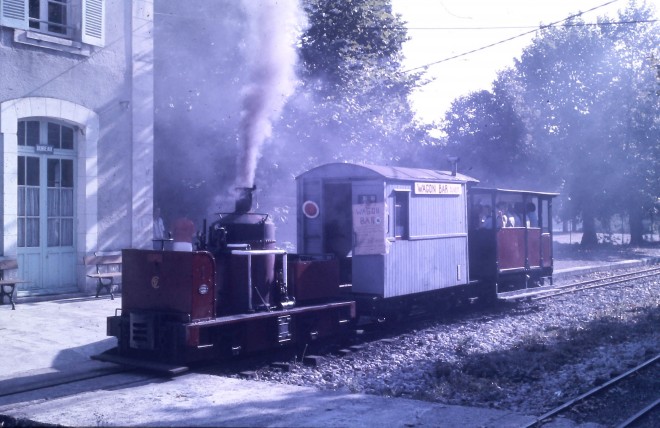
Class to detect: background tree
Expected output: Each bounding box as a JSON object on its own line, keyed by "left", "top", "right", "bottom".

{"left": 599, "top": 3, "right": 659, "bottom": 244}
{"left": 437, "top": 1, "right": 658, "bottom": 246}
{"left": 504, "top": 2, "right": 658, "bottom": 245}
{"left": 255, "top": 0, "right": 432, "bottom": 242}
{"left": 440, "top": 85, "right": 532, "bottom": 188}
{"left": 270, "top": 0, "right": 429, "bottom": 171}
{"left": 514, "top": 16, "right": 617, "bottom": 245}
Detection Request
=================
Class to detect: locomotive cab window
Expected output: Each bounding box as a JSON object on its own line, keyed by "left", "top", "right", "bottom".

{"left": 393, "top": 190, "right": 409, "bottom": 239}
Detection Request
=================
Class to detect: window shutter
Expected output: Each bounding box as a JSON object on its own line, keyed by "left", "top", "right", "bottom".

{"left": 82, "top": 0, "right": 105, "bottom": 47}
{"left": 0, "top": 0, "right": 28, "bottom": 30}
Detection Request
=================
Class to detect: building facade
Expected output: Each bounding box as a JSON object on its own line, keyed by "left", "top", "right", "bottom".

{"left": 0, "top": 0, "right": 154, "bottom": 297}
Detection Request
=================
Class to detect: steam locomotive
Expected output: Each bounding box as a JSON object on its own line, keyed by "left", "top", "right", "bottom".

{"left": 99, "top": 163, "right": 557, "bottom": 371}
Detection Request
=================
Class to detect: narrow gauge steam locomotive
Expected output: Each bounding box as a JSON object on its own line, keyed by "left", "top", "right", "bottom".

{"left": 100, "top": 163, "right": 557, "bottom": 370}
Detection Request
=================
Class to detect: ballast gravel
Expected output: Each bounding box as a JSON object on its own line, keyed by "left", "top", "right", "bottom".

{"left": 240, "top": 269, "right": 659, "bottom": 417}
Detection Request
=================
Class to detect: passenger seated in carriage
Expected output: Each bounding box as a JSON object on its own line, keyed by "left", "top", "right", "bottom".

{"left": 505, "top": 203, "right": 521, "bottom": 227}
{"left": 526, "top": 202, "right": 539, "bottom": 227}
{"left": 480, "top": 203, "right": 508, "bottom": 229}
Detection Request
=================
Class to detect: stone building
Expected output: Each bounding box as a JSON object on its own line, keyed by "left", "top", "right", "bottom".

{"left": 0, "top": 0, "right": 154, "bottom": 297}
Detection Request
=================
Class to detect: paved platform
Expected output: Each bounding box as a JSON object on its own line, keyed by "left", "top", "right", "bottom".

{"left": 0, "top": 246, "right": 657, "bottom": 427}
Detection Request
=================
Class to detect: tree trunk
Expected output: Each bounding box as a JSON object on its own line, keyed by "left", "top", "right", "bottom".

{"left": 581, "top": 212, "right": 598, "bottom": 246}
{"left": 628, "top": 206, "right": 645, "bottom": 246}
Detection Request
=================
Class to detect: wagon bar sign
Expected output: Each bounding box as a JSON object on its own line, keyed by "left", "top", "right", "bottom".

{"left": 352, "top": 202, "right": 386, "bottom": 255}
{"left": 414, "top": 182, "right": 462, "bottom": 196}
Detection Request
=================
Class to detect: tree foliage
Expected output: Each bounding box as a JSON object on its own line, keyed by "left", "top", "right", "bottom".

{"left": 254, "top": 0, "right": 431, "bottom": 241}
{"left": 440, "top": 0, "right": 659, "bottom": 245}
{"left": 267, "top": 0, "right": 429, "bottom": 174}
{"left": 441, "top": 87, "right": 531, "bottom": 188}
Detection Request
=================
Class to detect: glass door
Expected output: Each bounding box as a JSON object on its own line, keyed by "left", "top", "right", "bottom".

{"left": 16, "top": 120, "right": 77, "bottom": 295}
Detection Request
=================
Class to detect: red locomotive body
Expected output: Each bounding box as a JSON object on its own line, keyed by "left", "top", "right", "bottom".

{"left": 121, "top": 250, "right": 216, "bottom": 321}
{"left": 106, "top": 250, "right": 355, "bottom": 367}
{"left": 103, "top": 188, "right": 355, "bottom": 369}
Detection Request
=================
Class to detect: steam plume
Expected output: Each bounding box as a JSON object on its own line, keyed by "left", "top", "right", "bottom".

{"left": 236, "top": 0, "right": 302, "bottom": 188}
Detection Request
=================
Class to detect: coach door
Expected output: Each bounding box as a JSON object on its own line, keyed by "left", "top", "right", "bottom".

{"left": 16, "top": 120, "right": 78, "bottom": 295}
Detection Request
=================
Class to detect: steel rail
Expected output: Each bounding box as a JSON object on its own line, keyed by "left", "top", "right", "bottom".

{"left": 0, "top": 367, "right": 131, "bottom": 398}
{"left": 558, "top": 266, "right": 660, "bottom": 289}
{"left": 616, "top": 396, "right": 660, "bottom": 428}
{"left": 522, "top": 354, "right": 660, "bottom": 428}
{"left": 533, "top": 266, "right": 660, "bottom": 301}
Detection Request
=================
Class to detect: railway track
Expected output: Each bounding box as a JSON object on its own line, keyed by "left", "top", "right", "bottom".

{"left": 211, "top": 265, "right": 660, "bottom": 375}
{"left": 500, "top": 265, "right": 660, "bottom": 301}
{"left": 0, "top": 365, "right": 162, "bottom": 427}
{"left": 523, "top": 354, "right": 660, "bottom": 427}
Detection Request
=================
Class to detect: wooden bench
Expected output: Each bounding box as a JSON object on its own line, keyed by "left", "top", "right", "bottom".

{"left": 84, "top": 251, "right": 122, "bottom": 300}
{"left": 0, "top": 259, "right": 28, "bottom": 310}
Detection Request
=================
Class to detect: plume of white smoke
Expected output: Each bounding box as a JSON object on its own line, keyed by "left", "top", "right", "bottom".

{"left": 235, "top": 0, "right": 303, "bottom": 189}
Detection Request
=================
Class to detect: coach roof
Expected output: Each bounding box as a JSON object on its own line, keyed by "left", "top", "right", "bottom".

{"left": 297, "top": 162, "right": 479, "bottom": 184}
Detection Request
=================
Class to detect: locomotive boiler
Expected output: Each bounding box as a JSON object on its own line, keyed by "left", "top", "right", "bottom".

{"left": 99, "top": 163, "right": 557, "bottom": 372}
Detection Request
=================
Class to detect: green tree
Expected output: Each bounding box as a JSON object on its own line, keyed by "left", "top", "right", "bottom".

{"left": 598, "top": 2, "right": 659, "bottom": 244}
{"left": 441, "top": 85, "right": 533, "bottom": 188}
{"left": 448, "top": 1, "right": 659, "bottom": 246}
{"left": 511, "top": 10, "right": 649, "bottom": 245}
{"left": 268, "top": 0, "right": 430, "bottom": 173}
{"left": 255, "top": 0, "right": 432, "bottom": 240}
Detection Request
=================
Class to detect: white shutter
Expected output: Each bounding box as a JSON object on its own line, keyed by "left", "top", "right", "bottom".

{"left": 82, "top": 0, "right": 104, "bottom": 47}
{"left": 0, "top": 0, "right": 28, "bottom": 30}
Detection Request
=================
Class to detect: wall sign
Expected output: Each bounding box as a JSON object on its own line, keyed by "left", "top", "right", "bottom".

{"left": 414, "top": 182, "right": 462, "bottom": 196}
{"left": 35, "top": 145, "right": 54, "bottom": 154}
{"left": 352, "top": 201, "right": 386, "bottom": 255}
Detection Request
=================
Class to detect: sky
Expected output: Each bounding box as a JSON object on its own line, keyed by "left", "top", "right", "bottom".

{"left": 391, "top": 0, "right": 629, "bottom": 124}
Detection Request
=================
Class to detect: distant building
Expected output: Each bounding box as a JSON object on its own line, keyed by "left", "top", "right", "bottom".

{"left": 0, "top": 0, "right": 154, "bottom": 297}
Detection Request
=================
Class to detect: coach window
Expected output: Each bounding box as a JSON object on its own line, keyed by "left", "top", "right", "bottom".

{"left": 525, "top": 196, "right": 540, "bottom": 228}
{"left": 393, "top": 190, "right": 409, "bottom": 239}
{"left": 540, "top": 199, "right": 551, "bottom": 233}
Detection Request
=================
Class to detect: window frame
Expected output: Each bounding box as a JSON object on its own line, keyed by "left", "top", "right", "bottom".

{"left": 28, "top": 0, "right": 73, "bottom": 38}
{"left": 393, "top": 190, "right": 410, "bottom": 240}
{"left": 0, "top": 0, "right": 105, "bottom": 50}
{"left": 18, "top": 119, "right": 77, "bottom": 151}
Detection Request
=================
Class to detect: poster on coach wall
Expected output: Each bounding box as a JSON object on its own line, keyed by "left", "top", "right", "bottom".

{"left": 352, "top": 200, "right": 386, "bottom": 255}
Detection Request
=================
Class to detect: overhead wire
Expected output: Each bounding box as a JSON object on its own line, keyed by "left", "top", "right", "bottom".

{"left": 405, "top": 19, "right": 657, "bottom": 31}
{"left": 402, "top": 0, "right": 648, "bottom": 73}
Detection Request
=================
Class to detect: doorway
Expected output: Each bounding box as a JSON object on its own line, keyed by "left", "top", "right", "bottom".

{"left": 16, "top": 120, "right": 78, "bottom": 294}
{"left": 323, "top": 183, "right": 352, "bottom": 283}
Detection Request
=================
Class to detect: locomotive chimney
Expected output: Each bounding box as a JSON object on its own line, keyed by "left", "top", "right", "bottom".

{"left": 447, "top": 156, "right": 459, "bottom": 176}
{"left": 235, "top": 185, "right": 257, "bottom": 213}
